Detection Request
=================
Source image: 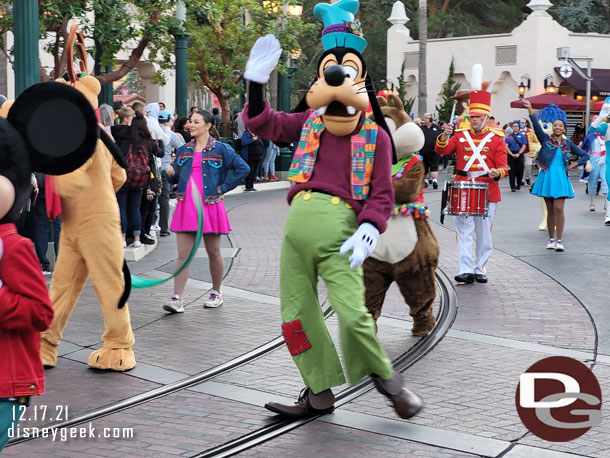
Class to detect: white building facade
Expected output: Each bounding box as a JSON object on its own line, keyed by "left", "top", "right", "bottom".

{"left": 387, "top": 0, "right": 610, "bottom": 125}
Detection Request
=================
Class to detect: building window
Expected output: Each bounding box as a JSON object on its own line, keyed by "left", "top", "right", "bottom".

{"left": 404, "top": 52, "right": 419, "bottom": 69}
{"left": 495, "top": 46, "right": 517, "bottom": 66}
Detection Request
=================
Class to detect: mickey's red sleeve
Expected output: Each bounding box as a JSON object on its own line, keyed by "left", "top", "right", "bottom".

{"left": 0, "top": 237, "right": 54, "bottom": 332}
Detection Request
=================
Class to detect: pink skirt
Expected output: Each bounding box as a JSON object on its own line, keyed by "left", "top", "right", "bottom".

{"left": 170, "top": 198, "right": 231, "bottom": 234}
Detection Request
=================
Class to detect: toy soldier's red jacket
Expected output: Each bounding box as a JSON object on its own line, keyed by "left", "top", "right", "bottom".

{"left": 435, "top": 126, "right": 508, "bottom": 202}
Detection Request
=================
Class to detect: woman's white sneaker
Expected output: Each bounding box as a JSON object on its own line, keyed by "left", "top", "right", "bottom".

{"left": 163, "top": 295, "right": 184, "bottom": 313}
{"left": 204, "top": 290, "right": 223, "bottom": 308}
{"left": 555, "top": 240, "right": 564, "bottom": 252}
{"left": 546, "top": 239, "right": 556, "bottom": 249}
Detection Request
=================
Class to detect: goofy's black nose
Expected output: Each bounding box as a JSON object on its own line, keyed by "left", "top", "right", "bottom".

{"left": 323, "top": 65, "right": 345, "bottom": 87}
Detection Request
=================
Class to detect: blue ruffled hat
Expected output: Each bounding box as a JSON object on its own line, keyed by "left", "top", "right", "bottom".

{"left": 313, "top": 0, "right": 367, "bottom": 53}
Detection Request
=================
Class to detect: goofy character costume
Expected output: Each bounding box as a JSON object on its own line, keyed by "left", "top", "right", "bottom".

{"left": 242, "top": 0, "right": 423, "bottom": 419}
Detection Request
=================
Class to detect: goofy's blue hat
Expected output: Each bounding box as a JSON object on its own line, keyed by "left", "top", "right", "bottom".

{"left": 314, "top": 0, "right": 367, "bottom": 53}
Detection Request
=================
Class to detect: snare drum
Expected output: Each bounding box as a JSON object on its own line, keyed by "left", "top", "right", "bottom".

{"left": 445, "top": 180, "right": 489, "bottom": 216}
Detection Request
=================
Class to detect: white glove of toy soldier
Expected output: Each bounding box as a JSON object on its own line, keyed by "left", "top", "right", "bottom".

{"left": 592, "top": 103, "right": 610, "bottom": 128}
{"left": 340, "top": 222, "right": 379, "bottom": 269}
{"left": 244, "top": 34, "right": 282, "bottom": 84}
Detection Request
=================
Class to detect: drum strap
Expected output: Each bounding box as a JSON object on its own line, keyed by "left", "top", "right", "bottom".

{"left": 462, "top": 131, "right": 494, "bottom": 174}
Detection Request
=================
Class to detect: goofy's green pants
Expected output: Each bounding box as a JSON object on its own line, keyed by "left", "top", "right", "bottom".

{"left": 280, "top": 192, "right": 394, "bottom": 394}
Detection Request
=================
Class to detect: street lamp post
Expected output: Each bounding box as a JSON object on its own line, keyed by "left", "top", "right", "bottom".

{"left": 13, "top": 0, "right": 39, "bottom": 96}
{"left": 175, "top": 0, "right": 188, "bottom": 117}
{"left": 276, "top": 2, "right": 303, "bottom": 113}
{"left": 557, "top": 47, "right": 593, "bottom": 124}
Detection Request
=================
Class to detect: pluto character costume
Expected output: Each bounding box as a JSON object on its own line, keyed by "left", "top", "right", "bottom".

{"left": 242, "top": 0, "right": 423, "bottom": 419}
{"left": 363, "top": 95, "right": 440, "bottom": 337}
{"left": 38, "top": 26, "right": 136, "bottom": 371}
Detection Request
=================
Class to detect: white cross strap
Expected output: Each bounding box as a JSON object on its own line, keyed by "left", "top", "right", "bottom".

{"left": 462, "top": 131, "right": 494, "bottom": 174}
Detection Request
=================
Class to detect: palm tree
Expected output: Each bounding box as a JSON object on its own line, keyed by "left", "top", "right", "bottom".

{"left": 418, "top": 0, "right": 427, "bottom": 117}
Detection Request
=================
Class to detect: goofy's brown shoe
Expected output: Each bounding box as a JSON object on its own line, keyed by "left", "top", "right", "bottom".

{"left": 374, "top": 372, "right": 423, "bottom": 419}
{"left": 265, "top": 387, "right": 335, "bottom": 418}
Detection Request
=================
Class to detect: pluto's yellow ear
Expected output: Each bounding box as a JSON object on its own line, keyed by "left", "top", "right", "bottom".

{"left": 0, "top": 100, "right": 14, "bottom": 118}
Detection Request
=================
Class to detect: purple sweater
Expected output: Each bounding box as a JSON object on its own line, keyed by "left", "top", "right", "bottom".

{"left": 242, "top": 101, "right": 394, "bottom": 233}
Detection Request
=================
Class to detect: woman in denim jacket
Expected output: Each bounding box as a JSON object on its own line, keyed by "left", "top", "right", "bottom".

{"left": 163, "top": 111, "right": 249, "bottom": 313}
{"left": 524, "top": 100, "right": 589, "bottom": 252}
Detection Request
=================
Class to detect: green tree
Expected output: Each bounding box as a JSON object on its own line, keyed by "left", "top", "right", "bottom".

{"left": 435, "top": 58, "right": 460, "bottom": 123}
{"left": 0, "top": 1, "right": 181, "bottom": 85}
{"left": 186, "top": 0, "right": 317, "bottom": 135}
{"left": 551, "top": 0, "right": 610, "bottom": 33}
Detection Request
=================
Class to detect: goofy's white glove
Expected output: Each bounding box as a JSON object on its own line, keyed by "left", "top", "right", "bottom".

{"left": 244, "top": 34, "right": 282, "bottom": 84}
{"left": 340, "top": 222, "right": 379, "bottom": 269}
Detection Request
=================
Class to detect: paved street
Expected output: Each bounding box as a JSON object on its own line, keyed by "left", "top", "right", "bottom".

{"left": 4, "top": 171, "right": 609, "bottom": 457}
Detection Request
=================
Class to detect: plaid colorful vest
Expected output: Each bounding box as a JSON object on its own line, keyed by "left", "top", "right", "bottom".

{"left": 287, "top": 113, "right": 378, "bottom": 200}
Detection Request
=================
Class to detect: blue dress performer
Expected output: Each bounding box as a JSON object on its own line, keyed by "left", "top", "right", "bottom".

{"left": 524, "top": 99, "right": 588, "bottom": 252}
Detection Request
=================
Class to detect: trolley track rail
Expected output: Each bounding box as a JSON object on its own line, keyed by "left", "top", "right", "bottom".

{"left": 8, "top": 270, "right": 456, "bottom": 454}
{"left": 193, "top": 268, "right": 457, "bottom": 458}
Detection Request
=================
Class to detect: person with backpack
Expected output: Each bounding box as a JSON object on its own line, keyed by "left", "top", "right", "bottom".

{"left": 115, "top": 112, "right": 157, "bottom": 248}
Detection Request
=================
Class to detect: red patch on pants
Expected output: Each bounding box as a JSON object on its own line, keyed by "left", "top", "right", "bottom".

{"left": 282, "top": 319, "right": 312, "bottom": 356}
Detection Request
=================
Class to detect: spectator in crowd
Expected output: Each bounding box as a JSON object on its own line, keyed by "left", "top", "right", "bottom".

{"left": 132, "top": 101, "right": 145, "bottom": 116}
{"left": 572, "top": 123, "right": 586, "bottom": 146}
{"left": 520, "top": 117, "right": 540, "bottom": 186}
{"left": 262, "top": 141, "right": 280, "bottom": 181}
{"left": 505, "top": 121, "right": 527, "bottom": 191}
{"left": 212, "top": 107, "right": 222, "bottom": 128}
{"left": 27, "top": 173, "right": 61, "bottom": 275}
{"left": 581, "top": 125, "right": 608, "bottom": 211}
{"left": 111, "top": 106, "right": 135, "bottom": 155}
{"left": 158, "top": 110, "right": 185, "bottom": 236}
{"left": 113, "top": 100, "right": 125, "bottom": 112}
{"left": 420, "top": 113, "right": 442, "bottom": 189}
{"left": 523, "top": 99, "right": 589, "bottom": 251}
{"left": 163, "top": 110, "right": 249, "bottom": 313}
{"left": 174, "top": 117, "right": 192, "bottom": 143}
{"left": 159, "top": 102, "right": 166, "bottom": 111}
{"left": 98, "top": 103, "right": 115, "bottom": 133}
{"left": 190, "top": 106, "right": 199, "bottom": 116}
{"left": 115, "top": 112, "right": 154, "bottom": 248}
{"left": 241, "top": 128, "right": 264, "bottom": 191}
{"left": 235, "top": 110, "right": 246, "bottom": 138}
{"left": 140, "top": 138, "right": 164, "bottom": 245}
{"left": 414, "top": 117, "right": 422, "bottom": 126}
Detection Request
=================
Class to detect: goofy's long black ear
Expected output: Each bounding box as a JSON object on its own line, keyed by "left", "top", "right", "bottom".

{"left": 365, "top": 74, "right": 397, "bottom": 164}
{"left": 8, "top": 82, "right": 98, "bottom": 175}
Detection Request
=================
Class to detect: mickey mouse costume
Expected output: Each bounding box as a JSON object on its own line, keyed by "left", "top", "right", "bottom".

{"left": 243, "top": 0, "right": 423, "bottom": 419}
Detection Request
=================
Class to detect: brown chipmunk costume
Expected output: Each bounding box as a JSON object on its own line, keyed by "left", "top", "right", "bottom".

{"left": 363, "top": 95, "right": 439, "bottom": 336}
